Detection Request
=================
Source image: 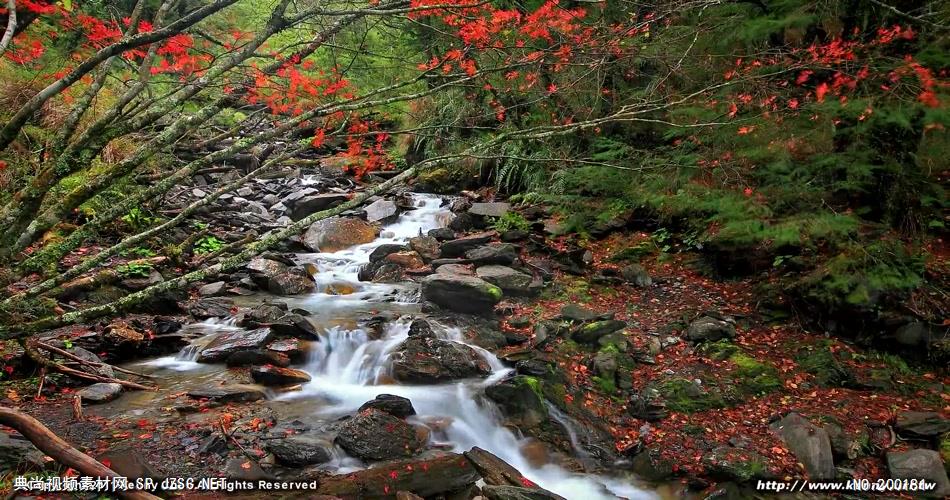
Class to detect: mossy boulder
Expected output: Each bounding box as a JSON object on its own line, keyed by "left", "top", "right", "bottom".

{"left": 421, "top": 274, "right": 503, "bottom": 314}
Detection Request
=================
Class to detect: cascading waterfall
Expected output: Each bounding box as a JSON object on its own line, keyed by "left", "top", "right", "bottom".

{"left": 152, "top": 193, "right": 655, "bottom": 499}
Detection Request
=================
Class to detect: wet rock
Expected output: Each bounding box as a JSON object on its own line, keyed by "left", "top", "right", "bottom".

{"left": 420, "top": 275, "right": 502, "bottom": 314}
{"left": 288, "top": 193, "right": 349, "bottom": 221}
{"left": 630, "top": 449, "right": 675, "bottom": 481}
{"left": 267, "top": 338, "right": 308, "bottom": 362}
{"left": 267, "top": 270, "right": 315, "bottom": 295}
{"left": 572, "top": 320, "right": 626, "bottom": 344}
{"left": 225, "top": 458, "right": 273, "bottom": 481}
{"left": 187, "top": 385, "right": 265, "bottom": 403}
{"left": 225, "top": 349, "right": 290, "bottom": 367}
{"left": 369, "top": 244, "right": 408, "bottom": 263}
{"left": 78, "top": 383, "right": 123, "bottom": 404}
{"left": 469, "top": 202, "right": 511, "bottom": 218}
{"left": 198, "top": 281, "right": 227, "bottom": 297}
{"left": 770, "top": 412, "right": 835, "bottom": 480}
{"left": 440, "top": 232, "right": 494, "bottom": 258}
{"left": 620, "top": 264, "right": 652, "bottom": 287}
{"left": 391, "top": 335, "right": 492, "bottom": 383}
{"left": 484, "top": 376, "right": 548, "bottom": 428}
{"left": 316, "top": 453, "right": 479, "bottom": 498}
{"left": 686, "top": 316, "right": 736, "bottom": 342}
{"left": 428, "top": 228, "right": 456, "bottom": 241}
{"left": 335, "top": 409, "right": 424, "bottom": 461}
{"left": 895, "top": 411, "right": 950, "bottom": 439}
{"left": 482, "top": 485, "right": 566, "bottom": 500}
{"left": 358, "top": 394, "right": 417, "bottom": 419}
{"left": 189, "top": 297, "right": 234, "bottom": 319}
{"left": 0, "top": 433, "right": 47, "bottom": 473}
{"left": 464, "top": 447, "right": 538, "bottom": 488}
{"left": 364, "top": 199, "right": 399, "bottom": 223}
{"left": 247, "top": 257, "right": 289, "bottom": 277}
{"left": 303, "top": 217, "right": 379, "bottom": 252}
{"left": 466, "top": 243, "right": 519, "bottom": 265}
{"left": 386, "top": 251, "right": 425, "bottom": 270}
{"left": 197, "top": 328, "right": 274, "bottom": 362}
{"left": 476, "top": 265, "right": 538, "bottom": 296}
{"left": 407, "top": 319, "right": 435, "bottom": 337}
{"left": 250, "top": 365, "right": 312, "bottom": 386}
{"left": 515, "top": 359, "right": 553, "bottom": 378}
{"left": 410, "top": 236, "right": 441, "bottom": 262}
{"left": 886, "top": 449, "right": 949, "bottom": 497}
{"left": 265, "top": 434, "right": 334, "bottom": 467}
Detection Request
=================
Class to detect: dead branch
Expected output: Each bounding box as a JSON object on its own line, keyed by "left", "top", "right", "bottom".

{"left": 23, "top": 338, "right": 155, "bottom": 390}
{"left": 0, "top": 406, "right": 160, "bottom": 500}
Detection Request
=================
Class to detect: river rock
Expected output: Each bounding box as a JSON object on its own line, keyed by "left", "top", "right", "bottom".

{"left": 288, "top": 193, "right": 349, "bottom": 221}
{"left": 267, "top": 338, "right": 308, "bottom": 362}
{"left": 484, "top": 376, "right": 547, "bottom": 428}
{"left": 369, "top": 244, "right": 407, "bottom": 263}
{"left": 466, "top": 243, "right": 519, "bottom": 265}
{"left": 386, "top": 251, "right": 425, "bottom": 270}
{"left": 198, "top": 281, "right": 227, "bottom": 297}
{"left": 364, "top": 199, "right": 399, "bottom": 223}
{"left": 358, "top": 394, "right": 417, "bottom": 419}
{"left": 559, "top": 304, "right": 607, "bottom": 322}
{"left": 886, "top": 449, "right": 949, "bottom": 497}
{"left": 409, "top": 236, "right": 441, "bottom": 262}
{"left": 197, "top": 328, "right": 274, "bottom": 362}
{"left": 469, "top": 202, "right": 510, "bottom": 218}
{"left": 303, "top": 217, "right": 379, "bottom": 252}
{"left": 436, "top": 263, "right": 475, "bottom": 276}
{"left": 250, "top": 365, "right": 312, "bottom": 386}
{"left": 78, "top": 383, "right": 123, "bottom": 404}
{"left": 770, "top": 412, "right": 835, "bottom": 480}
{"left": 630, "top": 449, "right": 675, "bottom": 481}
{"left": 99, "top": 449, "right": 161, "bottom": 480}
{"left": 686, "top": 316, "right": 736, "bottom": 342}
{"left": 440, "top": 232, "right": 494, "bottom": 258}
{"left": 265, "top": 434, "right": 334, "bottom": 467}
{"left": 225, "top": 349, "right": 290, "bottom": 367}
{"left": 188, "top": 297, "right": 234, "bottom": 319}
{"left": 316, "top": 453, "right": 479, "bottom": 498}
{"left": 266, "top": 270, "right": 315, "bottom": 295}
{"left": 572, "top": 320, "right": 626, "bottom": 344}
{"left": 247, "top": 257, "right": 289, "bottom": 277}
{"left": 391, "top": 335, "right": 492, "bottom": 383}
{"left": 428, "top": 228, "right": 456, "bottom": 241}
{"left": 225, "top": 458, "right": 273, "bottom": 481}
{"left": 187, "top": 385, "right": 265, "bottom": 403}
{"left": 894, "top": 411, "right": 950, "bottom": 439}
{"left": 335, "top": 409, "right": 424, "bottom": 461}
{"left": 476, "top": 265, "right": 538, "bottom": 296}
{"left": 421, "top": 274, "right": 502, "bottom": 314}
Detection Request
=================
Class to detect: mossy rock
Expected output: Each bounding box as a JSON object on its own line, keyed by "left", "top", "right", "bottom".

{"left": 731, "top": 352, "right": 781, "bottom": 395}
{"left": 797, "top": 346, "right": 855, "bottom": 387}
{"left": 654, "top": 377, "right": 728, "bottom": 413}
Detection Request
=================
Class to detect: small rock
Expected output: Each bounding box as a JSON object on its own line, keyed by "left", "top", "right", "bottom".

{"left": 267, "top": 271, "right": 315, "bottom": 295}
{"left": 265, "top": 434, "right": 333, "bottom": 467}
{"left": 686, "top": 316, "right": 736, "bottom": 342}
{"left": 428, "top": 228, "right": 456, "bottom": 241}
{"left": 409, "top": 236, "right": 441, "bottom": 262}
{"left": 288, "top": 193, "right": 349, "bottom": 221}
{"left": 482, "top": 485, "right": 566, "bottom": 500}
{"left": 198, "top": 281, "right": 227, "bottom": 297}
{"left": 436, "top": 263, "right": 475, "bottom": 276}
{"left": 476, "top": 265, "right": 538, "bottom": 296}
{"left": 197, "top": 328, "right": 274, "bottom": 362}
{"left": 620, "top": 264, "right": 652, "bottom": 287}
{"left": 466, "top": 244, "right": 519, "bottom": 265}
{"left": 630, "top": 450, "right": 675, "bottom": 482}
{"left": 225, "top": 350, "right": 290, "bottom": 367}
{"left": 225, "top": 458, "right": 272, "bottom": 481}
{"left": 187, "top": 385, "right": 265, "bottom": 403}
{"left": 364, "top": 199, "right": 399, "bottom": 223}
{"left": 391, "top": 335, "right": 492, "bottom": 383}
{"left": 302, "top": 217, "right": 379, "bottom": 252}
{"left": 886, "top": 449, "right": 949, "bottom": 497}
{"left": 895, "top": 411, "right": 950, "bottom": 439}
{"left": 572, "top": 320, "right": 626, "bottom": 344}
{"left": 440, "top": 232, "right": 494, "bottom": 258}
{"left": 770, "top": 413, "right": 835, "bottom": 480}
{"left": 78, "top": 383, "right": 123, "bottom": 404}
{"left": 0, "top": 433, "right": 46, "bottom": 473}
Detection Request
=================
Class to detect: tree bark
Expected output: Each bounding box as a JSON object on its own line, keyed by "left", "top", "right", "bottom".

{"left": 0, "top": 406, "right": 162, "bottom": 500}
{"left": 0, "top": 0, "right": 16, "bottom": 57}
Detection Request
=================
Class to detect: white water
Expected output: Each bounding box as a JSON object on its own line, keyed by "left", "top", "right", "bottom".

{"left": 158, "top": 193, "right": 655, "bottom": 499}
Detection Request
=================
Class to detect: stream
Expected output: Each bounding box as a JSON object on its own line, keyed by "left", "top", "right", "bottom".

{"left": 121, "top": 194, "right": 657, "bottom": 499}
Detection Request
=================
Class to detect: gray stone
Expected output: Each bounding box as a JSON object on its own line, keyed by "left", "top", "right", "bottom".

{"left": 440, "top": 232, "right": 494, "bottom": 258}
{"left": 886, "top": 449, "right": 949, "bottom": 497}
{"left": 436, "top": 263, "right": 474, "bottom": 276}
{"left": 247, "top": 257, "right": 289, "bottom": 276}
{"left": 482, "top": 485, "right": 566, "bottom": 500}
{"left": 421, "top": 274, "right": 502, "bottom": 314}
{"left": 572, "top": 320, "right": 626, "bottom": 344}
{"left": 0, "top": 432, "right": 46, "bottom": 473}
{"left": 391, "top": 335, "right": 491, "bottom": 383}
{"left": 895, "top": 411, "right": 950, "bottom": 439}
{"left": 225, "top": 458, "right": 273, "bottom": 481}
{"left": 358, "top": 394, "right": 417, "bottom": 419}
{"left": 78, "top": 383, "right": 123, "bottom": 404}
{"left": 469, "top": 202, "right": 511, "bottom": 218}
{"left": 620, "top": 264, "right": 652, "bottom": 287}
{"left": 187, "top": 385, "right": 265, "bottom": 403}
{"left": 686, "top": 316, "right": 736, "bottom": 342}
{"left": 266, "top": 271, "right": 315, "bottom": 295}
{"left": 409, "top": 236, "right": 441, "bottom": 262}
{"left": 364, "top": 199, "right": 399, "bottom": 223}
{"left": 288, "top": 193, "right": 349, "bottom": 221}
{"left": 466, "top": 243, "right": 519, "bottom": 265}
{"left": 250, "top": 365, "right": 312, "bottom": 386}
{"left": 484, "top": 376, "right": 548, "bottom": 428}
{"left": 302, "top": 216, "right": 379, "bottom": 252}
{"left": 265, "top": 435, "right": 334, "bottom": 467}
{"left": 770, "top": 413, "right": 835, "bottom": 480}
{"left": 198, "top": 281, "right": 227, "bottom": 297}
{"left": 476, "top": 265, "right": 538, "bottom": 296}
{"left": 335, "top": 409, "right": 423, "bottom": 461}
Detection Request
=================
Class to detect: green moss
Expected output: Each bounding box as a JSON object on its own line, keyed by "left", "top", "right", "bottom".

{"left": 599, "top": 343, "right": 621, "bottom": 354}
{"left": 519, "top": 376, "right": 544, "bottom": 398}
{"left": 486, "top": 284, "right": 503, "bottom": 300}
{"left": 940, "top": 435, "right": 950, "bottom": 475}
{"left": 730, "top": 352, "right": 782, "bottom": 395}
{"left": 592, "top": 375, "right": 617, "bottom": 394}
{"left": 656, "top": 378, "right": 727, "bottom": 413}
{"left": 797, "top": 346, "right": 854, "bottom": 387}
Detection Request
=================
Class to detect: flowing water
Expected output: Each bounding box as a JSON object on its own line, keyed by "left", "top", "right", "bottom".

{"left": 132, "top": 193, "right": 657, "bottom": 499}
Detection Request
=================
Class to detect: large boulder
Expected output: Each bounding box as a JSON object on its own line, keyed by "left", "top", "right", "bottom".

{"left": 335, "top": 409, "right": 424, "bottom": 461}
{"left": 421, "top": 275, "right": 502, "bottom": 314}
{"left": 265, "top": 434, "right": 334, "bottom": 467}
{"left": 894, "top": 411, "right": 950, "bottom": 439}
{"left": 440, "top": 232, "right": 494, "bottom": 258}
{"left": 288, "top": 193, "right": 349, "bottom": 221}
{"left": 409, "top": 236, "right": 441, "bottom": 262}
{"left": 247, "top": 257, "right": 289, "bottom": 277}
{"left": 887, "top": 449, "right": 950, "bottom": 497}
{"left": 250, "top": 365, "right": 312, "bottom": 386}
{"left": 476, "top": 265, "right": 539, "bottom": 296}
{"left": 197, "top": 328, "right": 274, "bottom": 362}
{"left": 302, "top": 217, "right": 379, "bottom": 252}
{"left": 266, "top": 270, "right": 315, "bottom": 295}
{"left": 484, "top": 376, "right": 548, "bottom": 428}
{"left": 363, "top": 199, "right": 399, "bottom": 223}
{"left": 469, "top": 202, "right": 511, "bottom": 218}
{"left": 358, "top": 394, "right": 416, "bottom": 419}
{"left": 465, "top": 244, "right": 519, "bottom": 265}
{"left": 686, "top": 316, "right": 736, "bottom": 342}
{"left": 390, "top": 335, "right": 492, "bottom": 383}
{"left": 770, "top": 413, "right": 835, "bottom": 480}
{"left": 0, "top": 433, "right": 47, "bottom": 474}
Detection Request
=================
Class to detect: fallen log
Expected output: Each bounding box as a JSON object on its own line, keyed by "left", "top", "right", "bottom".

{"left": 0, "top": 406, "right": 161, "bottom": 500}
{"left": 463, "top": 447, "right": 565, "bottom": 499}
{"left": 316, "top": 452, "right": 479, "bottom": 498}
